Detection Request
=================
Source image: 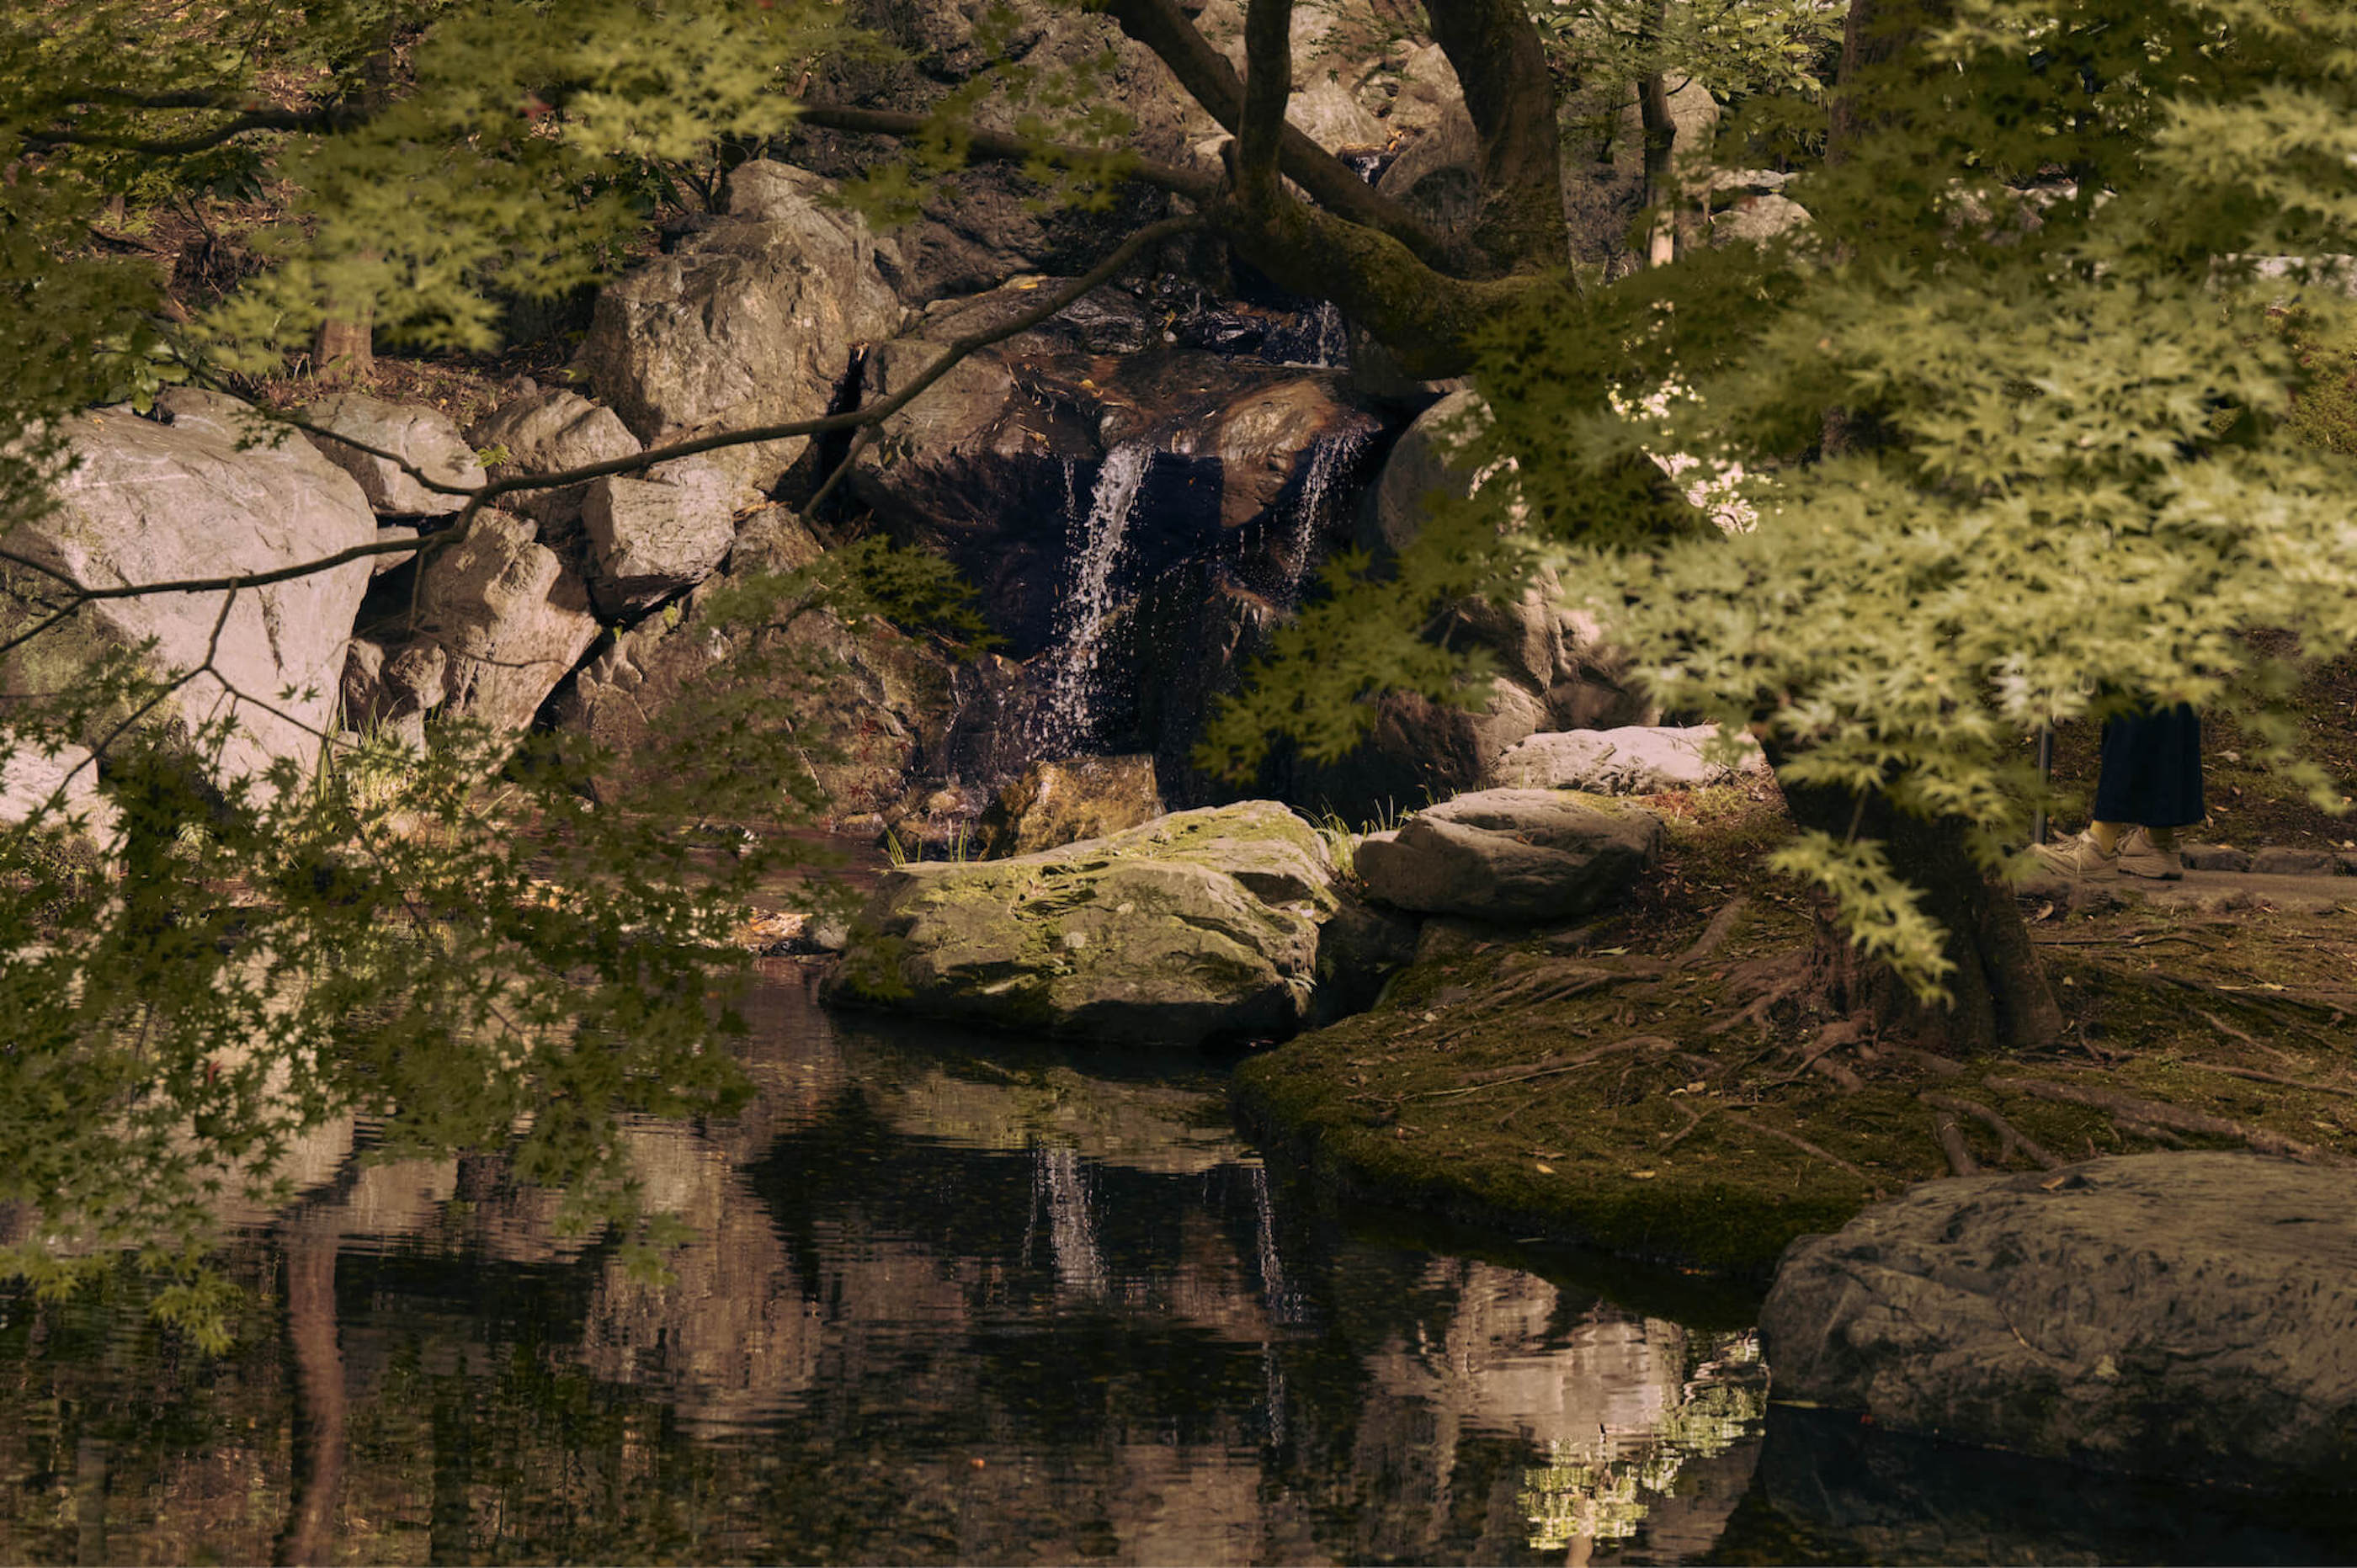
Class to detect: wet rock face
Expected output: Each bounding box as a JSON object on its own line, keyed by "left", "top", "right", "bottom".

{"left": 1760, "top": 1152, "right": 2357, "bottom": 1491}
{"left": 830, "top": 800, "right": 1342, "bottom": 1047}
{"left": 3, "top": 392, "right": 376, "bottom": 793}
{"left": 979, "top": 754, "right": 1166, "bottom": 858}
{"left": 851, "top": 292, "right": 1379, "bottom": 654}
{"left": 1356, "top": 789, "right": 1665, "bottom": 922}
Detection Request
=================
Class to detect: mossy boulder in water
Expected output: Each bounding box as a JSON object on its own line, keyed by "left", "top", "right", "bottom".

{"left": 829, "top": 800, "right": 1342, "bottom": 1046}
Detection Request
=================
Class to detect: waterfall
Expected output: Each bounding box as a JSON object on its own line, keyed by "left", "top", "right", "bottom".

{"left": 1035, "top": 441, "right": 1152, "bottom": 756}
{"left": 1279, "top": 435, "right": 1352, "bottom": 603}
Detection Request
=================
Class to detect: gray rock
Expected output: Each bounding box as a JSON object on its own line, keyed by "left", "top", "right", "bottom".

{"left": 979, "top": 755, "right": 1166, "bottom": 859}
{"left": 2252, "top": 845, "right": 2338, "bottom": 877}
{"left": 466, "top": 386, "right": 642, "bottom": 527}
{"left": 414, "top": 511, "right": 601, "bottom": 733}
{"left": 830, "top": 801, "right": 1341, "bottom": 1047}
{"left": 2179, "top": 843, "right": 2253, "bottom": 872}
{"left": 4, "top": 400, "right": 376, "bottom": 793}
{"left": 580, "top": 472, "right": 737, "bottom": 618}
{"left": 1760, "top": 1152, "right": 2357, "bottom": 1491}
{"left": 1489, "top": 725, "right": 1768, "bottom": 794}
{"left": 300, "top": 392, "right": 487, "bottom": 516}
{"left": 1356, "top": 788, "right": 1664, "bottom": 922}
{"left": 576, "top": 161, "right": 901, "bottom": 492}
{"left": 727, "top": 506, "right": 824, "bottom": 576}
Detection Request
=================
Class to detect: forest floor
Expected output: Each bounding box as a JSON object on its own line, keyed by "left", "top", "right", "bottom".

{"left": 1237, "top": 683, "right": 2357, "bottom": 1278}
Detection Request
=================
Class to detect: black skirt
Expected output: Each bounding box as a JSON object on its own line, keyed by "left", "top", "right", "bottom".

{"left": 2093, "top": 704, "right": 2205, "bottom": 829}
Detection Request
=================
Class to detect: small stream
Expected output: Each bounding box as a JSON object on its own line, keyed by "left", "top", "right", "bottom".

{"left": 2, "top": 974, "right": 2349, "bottom": 1565}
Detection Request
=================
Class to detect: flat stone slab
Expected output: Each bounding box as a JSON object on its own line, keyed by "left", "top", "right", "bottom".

{"left": 1762, "top": 1151, "right": 2357, "bottom": 1491}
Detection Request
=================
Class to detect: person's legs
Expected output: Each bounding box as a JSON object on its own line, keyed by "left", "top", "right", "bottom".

{"left": 2091, "top": 704, "right": 2201, "bottom": 878}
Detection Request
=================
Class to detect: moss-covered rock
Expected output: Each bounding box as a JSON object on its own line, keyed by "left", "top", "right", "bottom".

{"left": 829, "top": 800, "right": 1343, "bottom": 1046}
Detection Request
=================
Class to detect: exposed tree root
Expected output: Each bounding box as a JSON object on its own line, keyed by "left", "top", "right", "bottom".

{"left": 1929, "top": 1109, "right": 1979, "bottom": 1176}
{"left": 1673, "top": 896, "right": 1750, "bottom": 970}
{"left": 1660, "top": 1098, "right": 1711, "bottom": 1151}
{"left": 1765, "top": 1018, "right": 1867, "bottom": 1089}
{"left": 1985, "top": 1076, "right": 2349, "bottom": 1166}
{"left": 2174, "top": 1060, "right": 2357, "bottom": 1098}
{"left": 1919, "top": 1092, "right": 2064, "bottom": 1171}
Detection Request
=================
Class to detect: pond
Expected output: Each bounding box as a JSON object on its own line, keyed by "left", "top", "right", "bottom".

{"left": 2, "top": 969, "right": 2350, "bottom": 1565}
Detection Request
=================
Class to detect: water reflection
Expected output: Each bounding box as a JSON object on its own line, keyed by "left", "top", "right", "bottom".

{"left": 0, "top": 965, "right": 1768, "bottom": 1565}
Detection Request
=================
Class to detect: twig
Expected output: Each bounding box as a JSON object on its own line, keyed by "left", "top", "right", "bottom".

{"left": 1721, "top": 1112, "right": 1871, "bottom": 1181}
{"left": 1919, "top": 1091, "right": 2064, "bottom": 1171}
{"left": 1408, "top": 1035, "right": 1673, "bottom": 1100}
{"left": 1985, "top": 1076, "right": 2347, "bottom": 1166}
{"left": 1661, "top": 1098, "right": 1711, "bottom": 1151}
{"left": 1763, "top": 1018, "right": 1864, "bottom": 1087}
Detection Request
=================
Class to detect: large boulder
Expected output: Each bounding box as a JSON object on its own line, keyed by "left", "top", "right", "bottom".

{"left": 412, "top": 511, "right": 602, "bottom": 733}
{"left": 466, "top": 385, "right": 643, "bottom": 528}
{"left": 1759, "top": 1152, "right": 2357, "bottom": 1492}
{"left": 300, "top": 392, "right": 487, "bottom": 517}
{"left": 978, "top": 754, "right": 1166, "bottom": 858}
{"left": 2, "top": 394, "right": 376, "bottom": 792}
{"left": 1356, "top": 788, "right": 1664, "bottom": 922}
{"left": 576, "top": 161, "right": 902, "bottom": 492}
{"left": 579, "top": 465, "right": 739, "bottom": 618}
{"left": 1489, "top": 725, "right": 1769, "bottom": 794}
{"left": 830, "top": 800, "right": 1341, "bottom": 1046}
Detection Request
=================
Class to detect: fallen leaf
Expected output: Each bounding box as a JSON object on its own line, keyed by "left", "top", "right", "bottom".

{"left": 1628, "top": 1169, "right": 1657, "bottom": 1180}
{"left": 1535, "top": 1161, "right": 1556, "bottom": 1174}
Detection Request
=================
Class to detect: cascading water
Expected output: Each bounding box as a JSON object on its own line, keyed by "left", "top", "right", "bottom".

{"left": 1306, "top": 300, "right": 1349, "bottom": 369}
{"left": 1034, "top": 441, "right": 1153, "bottom": 756}
{"left": 1278, "top": 433, "right": 1354, "bottom": 603}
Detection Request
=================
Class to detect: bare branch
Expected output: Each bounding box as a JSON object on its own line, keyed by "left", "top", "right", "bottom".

{"left": 25, "top": 107, "right": 348, "bottom": 157}
{"left": 7, "top": 214, "right": 1205, "bottom": 616}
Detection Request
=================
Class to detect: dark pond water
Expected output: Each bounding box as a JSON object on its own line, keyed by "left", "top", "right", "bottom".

{"left": 3, "top": 969, "right": 2352, "bottom": 1565}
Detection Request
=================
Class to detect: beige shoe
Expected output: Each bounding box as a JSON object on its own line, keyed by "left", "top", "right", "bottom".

{"left": 2115, "top": 826, "right": 2185, "bottom": 880}
{"left": 2031, "top": 830, "right": 2120, "bottom": 880}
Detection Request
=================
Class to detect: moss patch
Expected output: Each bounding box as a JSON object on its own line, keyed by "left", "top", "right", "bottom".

{"left": 1239, "top": 788, "right": 2357, "bottom": 1278}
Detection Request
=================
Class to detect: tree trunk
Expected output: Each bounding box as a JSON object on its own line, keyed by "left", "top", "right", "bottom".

{"left": 1638, "top": 70, "right": 1676, "bottom": 267}
{"left": 312, "top": 311, "right": 374, "bottom": 383}
{"left": 1780, "top": 775, "right": 2063, "bottom": 1055}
